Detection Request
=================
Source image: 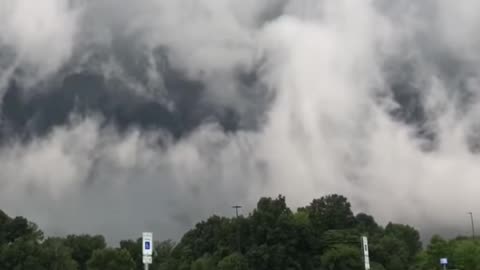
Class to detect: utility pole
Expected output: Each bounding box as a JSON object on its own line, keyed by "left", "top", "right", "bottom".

{"left": 233, "top": 205, "right": 242, "bottom": 218}
{"left": 232, "top": 205, "right": 242, "bottom": 253}
{"left": 468, "top": 212, "right": 476, "bottom": 241}
{"left": 232, "top": 205, "right": 243, "bottom": 270}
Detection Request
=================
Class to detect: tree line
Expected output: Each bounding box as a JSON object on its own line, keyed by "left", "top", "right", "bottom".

{"left": 0, "top": 194, "right": 478, "bottom": 269}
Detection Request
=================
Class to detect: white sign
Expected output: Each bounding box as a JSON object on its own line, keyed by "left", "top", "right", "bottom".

{"left": 362, "top": 236, "right": 370, "bottom": 270}
{"left": 362, "top": 236, "right": 369, "bottom": 255}
{"left": 143, "top": 255, "right": 153, "bottom": 264}
{"left": 143, "top": 232, "right": 153, "bottom": 256}
{"left": 440, "top": 258, "right": 448, "bottom": 265}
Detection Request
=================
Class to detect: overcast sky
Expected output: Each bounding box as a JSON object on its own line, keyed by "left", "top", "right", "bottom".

{"left": 1, "top": 0, "right": 480, "bottom": 243}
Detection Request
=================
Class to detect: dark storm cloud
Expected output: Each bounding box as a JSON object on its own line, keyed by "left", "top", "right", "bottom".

{"left": 1, "top": 0, "right": 480, "bottom": 243}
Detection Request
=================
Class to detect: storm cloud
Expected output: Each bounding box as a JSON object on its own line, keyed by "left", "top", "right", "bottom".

{"left": 1, "top": 0, "right": 480, "bottom": 242}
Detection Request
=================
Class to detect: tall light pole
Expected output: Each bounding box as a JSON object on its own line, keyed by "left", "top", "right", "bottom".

{"left": 468, "top": 212, "right": 476, "bottom": 241}
{"left": 232, "top": 205, "right": 242, "bottom": 254}
{"left": 233, "top": 205, "right": 242, "bottom": 218}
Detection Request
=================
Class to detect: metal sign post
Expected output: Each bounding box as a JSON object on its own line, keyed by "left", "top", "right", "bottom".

{"left": 143, "top": 232, "right": 153, "bottom": 270}
{"left": 440, "top": 258, "right": 448, "bottom": 270}
{"left": 361, "top": 236, "right": 370, "bottom": 270}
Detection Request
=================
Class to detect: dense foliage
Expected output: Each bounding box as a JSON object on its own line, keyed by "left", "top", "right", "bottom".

{"left": 0, "top": 194, "right": 475, "bottom": 269}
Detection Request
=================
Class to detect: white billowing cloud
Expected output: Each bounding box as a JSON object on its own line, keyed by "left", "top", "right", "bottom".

{"left": 0, "top": 116, "right": 262, "bottom": 241}
{"left": 0, "top": 0, "right": 81, "bottom": 79}
{"left": 252, "top": 1, "right": 480, "bottom": 237}
{"left": 3, "top": 0, "right": 480, "bottom": 242}
{"left": 0, "top": 118, "right": 97, "bottom": 200}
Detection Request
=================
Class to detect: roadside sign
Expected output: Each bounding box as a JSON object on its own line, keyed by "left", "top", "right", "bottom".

{"left": 143, "top": 255, "right": 152, "bottom": 264}
{"left": 362, "top": 236, "right": 370, "bottom": 270}
{"left": 142, "top": 232, "right": 153, "bottom": 256}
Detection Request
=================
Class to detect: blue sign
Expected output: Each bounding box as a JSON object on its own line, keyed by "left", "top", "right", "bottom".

{"left": 145, "top": 241, "right": 151, "bottom": 250}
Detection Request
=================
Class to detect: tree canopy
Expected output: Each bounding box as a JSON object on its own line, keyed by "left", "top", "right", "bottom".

{"left": 0, "top": 194, "right": 475, "bottom": 270}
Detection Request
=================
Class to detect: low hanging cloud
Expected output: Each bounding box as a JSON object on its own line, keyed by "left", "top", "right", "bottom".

{"left": 1, "top": 0, "right": 480, "bottom": 242}
{"left": 0, "top": 0, "right": 81, "bottom": 86}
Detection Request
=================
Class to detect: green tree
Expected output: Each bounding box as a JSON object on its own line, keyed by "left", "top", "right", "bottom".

{"left": 451, "top": 240, "right": 480, "bottom": 270}
{"left": 416, "top": 237, "right": 480, "bottom": 270}
{"left": 420, "top": 235, "right": 451, "bottom": 269}
{"left": 65, "top": 234, "right": 106, "bottom": 270}
{"left": 87, "top": 248, "right": 135, "bottom": 270}
{"left": 0, "top": 210, "right": 10, "bottom": 224}
{"left": 320, "top": 244, "right": 362, "bottom": 270}
{"left": 0, "top": 194, "right": 430, "bottom": 270}
{"left": 415, "top": 251, "right": 430, "bottom": 270}
{"left": 0, "top": 215, "right": 48, "bottom": 270}
{"left": 176, "top": 214, "right": 234, "bottom": 264}
{"left": 0, "top": 237, "right": 78, "bottom": 270}
{"left": 250, "top": 195, "right": 292, "bottom": 245}
{"left": 40, "top": 237, "right": 78, "bottom": 270}
{"left": 385, "top": 223, "right": 421, "bottom": 262}
{"left": 4, "top": 216, "right": 44, "bottom": 243}
{"left": 152, "top": 240, "right": 178, "bottom": 269}
{"left": 120, "top": 238, "right": 142, "bottom": 269}
{"left": 355, "top": 213, "right": 381, "bottom": 236}
{"left": 218, "top": 253, "right": 248, "bottom": 270}
{"left": 371, "top": 235, "right": 409, "bottom": 270}
{"left": 247, "top": 195, "right": 302, "bottom": 270}
{"left": 0, "top": 210, "right": 11, "bottom": 245}
{"left": 305, "top": 194, "right": 356, "bottom": 233}
{"left": 0, "top": 237, "right": 45, "bottom": 270}
{"left": 191, "top": 255, "right": 216, "bottom": 270}
{"left": 370, "top": 261, "right": 386, "bottom": 270}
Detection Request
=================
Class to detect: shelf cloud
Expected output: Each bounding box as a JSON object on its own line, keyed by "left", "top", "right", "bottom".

{"left": 1, "top": 0, "right": 480, "bottom": 242}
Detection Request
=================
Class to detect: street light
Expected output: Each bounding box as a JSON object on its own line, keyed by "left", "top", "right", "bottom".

{"left": 232, "top": 205, "right": 242, "bottom": 254}
{"left": 232, "top": 205, "right": 242, "bottom": 218}
{"left": 468, "top": 212, "right": 475, "bottom": 241}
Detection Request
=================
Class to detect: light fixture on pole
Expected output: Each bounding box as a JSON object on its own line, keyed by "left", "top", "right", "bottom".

{"left": 468, "top": 212, "right": 476, "bottom": 240}
{"left": 232, "top": 205, "right": 242, "bottom": 218}
{"left": 232, "top": 205, "right": 242, "bottom": 254}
